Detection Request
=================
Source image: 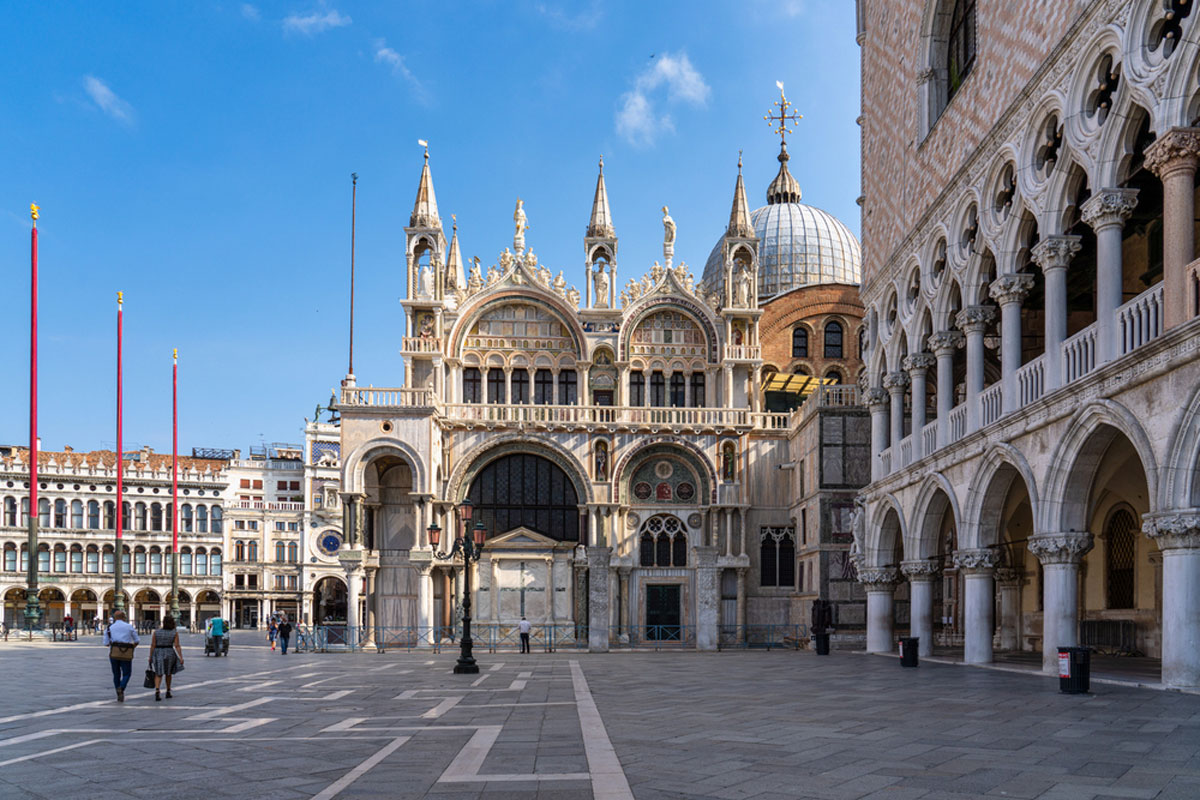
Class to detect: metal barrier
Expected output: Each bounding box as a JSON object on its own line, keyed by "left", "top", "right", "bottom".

{"left": 1079, "top": 619, "right": 1140, "bottom": 656}
{"left": 628, "top": 625, "right": 694, "bottom": 649}
{"left": 718, "top": 624, "right": 807, "bottom": 650}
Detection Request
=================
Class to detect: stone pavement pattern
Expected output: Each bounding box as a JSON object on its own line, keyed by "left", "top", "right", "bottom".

{"left": 0, "top": 633, "right": 1198, "bottom": 799}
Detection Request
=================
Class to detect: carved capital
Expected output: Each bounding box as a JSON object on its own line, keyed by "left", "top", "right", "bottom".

{"left": 863, "top": 387, "right": 889, "bottom": 408}
{"left": 900, "top": 558, "right": 939, "bottom": 581}
{"left": 1143, "top": 127, "right": 1200, "bottom": 178}
{"left": 1080, "top": 188, "right": 1139, "bottom": 231}
{"left": 989, "top": 273, "right": 1034, "bottom": 306}
{"left": 1142, "top": 510, "right": 1200, "bottom": 551}
{"left": 902, "top": 352, "right": 936, "bottom": 375}
{"left": 927, "top": 330, "right": 964, "bottom": 356}
{"left": 1031, "top": 235, "right": 1082, "bottom": 271}
{"left": 882, "top": 371, "right": 910, "bottom": 392}
{"left": 955, "top": 305, "right": 996, "bottom": 334}
{"left": 858, "top": 566, "right": 899, "bottom": 588}
{"left": 916, "top": 67, "right": 936, "bottom": 86}
{"left": 1028, "top": 531, "right": 1094, "bottom": 565}
{"left": 994, "top": 567, "right": 1022, "bottom": 586}
{"left": 952, "top": 548, "right": 998, "bottom": 573}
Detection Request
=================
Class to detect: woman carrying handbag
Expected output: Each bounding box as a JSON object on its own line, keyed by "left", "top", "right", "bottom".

{"left": 148, "top": 614, "right": 184, "bottom": 701}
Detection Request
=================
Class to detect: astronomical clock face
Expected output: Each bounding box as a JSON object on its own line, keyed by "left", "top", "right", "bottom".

{"left": 318, "top": 532, "right": 342, "bottom": 557}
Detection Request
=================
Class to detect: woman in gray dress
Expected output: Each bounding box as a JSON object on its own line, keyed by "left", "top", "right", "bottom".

{"left": 148, "top": 614, "right": 184, "bottom": 701}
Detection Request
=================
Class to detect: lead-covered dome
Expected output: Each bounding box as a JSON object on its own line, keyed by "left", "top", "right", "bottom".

{"left": 702, "top": 142, "right": 861, "bottom": 300}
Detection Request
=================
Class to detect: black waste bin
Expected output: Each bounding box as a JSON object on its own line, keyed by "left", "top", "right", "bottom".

{"left": 813, "top": 632, "right": 830, "bottom": 655}
{"left": 899, "top": 636, "right": 919, "bottom": 667}
{"left": 1058, "top": 646, "right": 1090, "bottom": 694}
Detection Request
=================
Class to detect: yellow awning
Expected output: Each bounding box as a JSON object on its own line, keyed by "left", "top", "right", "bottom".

{"left": 760, "top": 374, "right": 837, "bottom": 397}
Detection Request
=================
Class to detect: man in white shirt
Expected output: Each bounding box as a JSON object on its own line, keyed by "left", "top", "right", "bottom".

{"left": 103, "top": 610, "right": 140, "bottom": 702}
{"left": 518, "top": 616, "right": 532, "bottom": 654}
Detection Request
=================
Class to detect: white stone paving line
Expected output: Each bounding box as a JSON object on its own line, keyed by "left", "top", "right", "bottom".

{"left": 306, "top": 735, "right": 413, "bottom": 800}
{"left": 570, "top": 659, "right": 634, "bottom": 800}
{"left": 438, "top": 725, "right": 590, "bottom": 784}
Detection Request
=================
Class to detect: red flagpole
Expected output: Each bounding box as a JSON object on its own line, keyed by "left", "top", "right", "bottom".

{"left": 171, "top": 348, "right": 179, "bottom": 623}
{"left": 114, "top": 292, "right": 125, "bottom": 613}
{"left": 26, "top": 204, "right": 42, "bottom": 628}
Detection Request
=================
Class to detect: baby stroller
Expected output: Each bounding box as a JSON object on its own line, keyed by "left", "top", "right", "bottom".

{"left": 204, "top": 617, "right": 230, "bottom": 657}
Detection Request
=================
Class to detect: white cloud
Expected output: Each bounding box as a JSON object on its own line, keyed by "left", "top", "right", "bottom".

{"left": 535, "top": 1, "right": 603, "bottom": 31}
{"left": 374, "top": 40, "right": 425, "bottom": 100}
{"left": 615, "top": 53, "right": 710, "bottom": 147}
{"left": 82, "top": 75, "right": 134, "bottom": 124}
{"left": 282, "top": 9, "right": 351, "bottom": 36}
{"left": 241, "top": 4, "right": 260, "bottom": 20}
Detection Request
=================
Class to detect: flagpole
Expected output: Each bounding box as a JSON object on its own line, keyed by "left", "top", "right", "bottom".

{"left": 114, "top": 292, "right": 125, "bottom": 614}
{"left": 348, "top": 172, "right": 357, "bottom": 381}
{"left": 171, "top": 348, "right": 180, "bottom": 625}
{"left": 25, "top": 204, "right": 42, "bottom": 630}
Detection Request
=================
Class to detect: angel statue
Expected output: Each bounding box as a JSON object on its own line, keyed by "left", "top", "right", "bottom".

{"left": 514, "top": 199, "right": 528, "bottom": 238}
{"left": 468, "top": 257, "right": 483, "bottom": 292}
{"left": 662, "top": 205, "right": 676, "bottom": 244}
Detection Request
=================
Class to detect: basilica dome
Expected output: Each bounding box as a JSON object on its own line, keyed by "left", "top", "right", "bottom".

{"left": 702, "top": 142, "right": 861, "bottom": 300}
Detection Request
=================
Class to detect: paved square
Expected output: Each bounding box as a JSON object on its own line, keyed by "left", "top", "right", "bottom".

{"left": 1, "top": 634, "right": 1198, "bottom": 799}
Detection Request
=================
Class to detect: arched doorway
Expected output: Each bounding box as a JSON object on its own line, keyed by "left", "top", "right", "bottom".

{"left": 38, "top": 587, "right": 66, "bottom": 626}
{"left": 70, "top": 588, "right": 99, "bottom": 627}
{"left": 313, "top": 576, "right": 348, "bottom": 624}
{"left": 133, "top": 588, "right": 161, "bottom": 628}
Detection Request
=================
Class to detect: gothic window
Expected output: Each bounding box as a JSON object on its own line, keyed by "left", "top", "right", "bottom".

{"left": 463, "top": 368, "right": 481, "bottom": 403}
{"left": 650, "top": 372, "right": 666, "bottom": 407}
{"left": 947, "top": 0, "right": 976, "bottom": 102}
{"left": 534, "top": 369, "right": 554, "bottom": 404}
{"left": 466, "top": 452, "right": 581, "bottom": 541}
{"left": 630, "top": 371, "right": 645, "bottom": 405}
{"left": 558, "top": 371, "right": 578, "bottom": 405}
{"left": 640, "top": 532, "right": 654, "bottom": 567}
{"left": 656, "top": 531, "right": 671, "bottom": 566}
{"left": 690, "top": 373, "right": 705, "bottom": 407}
{"left": 792, "top": 327, "right": 808, "bottom": 358}
{"left": 638, "top": 514, "right": 686, "bottom": 567}
{"left": 511, "top": 371, "right": 530, "bottom": 404}
{"left": 672, "top": 531, "right": 687, "bottom": 567}
{"left": 824, "top": 321, "right": 844, "bottom": 358}
{"left": 1150, "top": 1, "right": 1193, "bottom": 59}
{"left": 1106, "top": 508, "right": 1136, "bottom": 609}
{"left": 669, "top": 374, "right": 686, "bottom": 407}
{"left": 487, "top": 370, "right": 505, "bottom": 403}
{"left": 760, "top": 527, "right": 796, "bottom": 587}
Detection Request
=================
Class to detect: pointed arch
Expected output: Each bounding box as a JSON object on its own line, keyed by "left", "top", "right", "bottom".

{"left": 1160, "top": 379, "right": 1200, "bottom": 509}
{"left": 961, "top": 443, "right": 1040, "bottom": 549}
{"left": 907, "top": 472, "right": 962, "bottom": 560}
{"left": 865, "top": 493, "right": 908, "bottom": 568}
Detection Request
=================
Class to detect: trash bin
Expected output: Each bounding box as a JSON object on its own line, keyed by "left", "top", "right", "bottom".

{"left": 899, "top": 636, "right": 919, "bottom": 667}
{"left": 1057, "top": 646, "right": 1090, "bottom": 694}
{"left": 813, "top": 632, "right": 830, "bottom": 655}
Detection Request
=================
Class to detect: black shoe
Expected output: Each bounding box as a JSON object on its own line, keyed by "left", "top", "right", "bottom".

{"left": 155, "top": 690, "right": 161, "bottom": 702}
{"left": 116, "top": 689, "right": 124, "bottom": 702}
{"left": 165, "top": 691, "right": 172, "bottom": 699}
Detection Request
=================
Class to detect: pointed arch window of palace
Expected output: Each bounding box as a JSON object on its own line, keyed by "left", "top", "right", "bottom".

{"left": 947, "top": 0, "right": 976, "bottom": 103}
{"left": 638, "top": 514, "right": 688, "bottom": 568}
{"left": 760, "top": 526, "right": 796, "bottom": 588}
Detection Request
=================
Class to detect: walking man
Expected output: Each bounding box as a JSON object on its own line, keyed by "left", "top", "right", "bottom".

{"left": 518, "top": 616, "right": 531, "bottom": 654}
{"left": 103, "top": 610, "right": 140, "bottom": 702}
{"left": 277, "top": 617, "right": 292, "bottom": 655}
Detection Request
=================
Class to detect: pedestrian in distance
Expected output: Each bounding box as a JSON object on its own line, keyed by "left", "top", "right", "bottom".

{"left": 268, "top": 617, "right": 278, "bottom": 651}
{"left": 277, "top": 617, "right": 292, "bottom": 655}
{"left": 103, "top": 610, "right": 140, "bottom": 702}
{"left": 149, "top": 614, "right": 184, "bottom": 701}
{"left": 518, "top": 616, "right": 531, "bottom": 654}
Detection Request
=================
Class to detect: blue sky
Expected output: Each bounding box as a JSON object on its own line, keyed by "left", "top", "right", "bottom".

{"left": 1, "top": 1, "right": 860, "bottom": 454}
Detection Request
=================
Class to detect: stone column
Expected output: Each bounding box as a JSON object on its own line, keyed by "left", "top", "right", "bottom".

{"left": 617, "top": 566, "right": 630, "bottom": 642}
{"left": 1031, "top": 236, "right": 1081, "bottom": 392}
{"left": 735, "top": 566, "right": 748, "bottom": 644}
{"left": 864, "top": 387, "right": 890, "bottom": 480}
{"left": 955, "top": 306, "right": 995, "bottom": 433}
{"left": 954, "top": 548, "right": 997, "bottom": 664}
{"left": 1143, "top": 511, "right": 1200, "bottom": 689}
{"left": 364, "top": 567, "right": 377, "bottom": 645}
{"left": 901, "top": 559, "right": 939, "bottom": 657}
{"left": 587, "top": 547, "right": 611, "bottom": 653}
{"left": 1081, "top": 188, "right": 1139, "bottom": 363}
{"left": 738, "top": 508, "right": 747, "bottom": 557}
{"left": 723, "top": 365, "right": 734, "bottom": 408}
{"left": 191, "top": 600, "right": 200, "bottom": 629}
{"left": 695, "top": 546, "right": 720, "bottom": 651}
{"left": 573, "top": 559, "right": 588, "bottom": 637}
{"left": 883, "top": 371, "right": 909, "bottom": 455}
{"left": 417, "top": 565, "right": 432, "bottom": 644}
{"left": 724, "top": 508, "right": 733, "bottom": 557}
{"left": 1145, "top": 128, "right": 1200, "bottom": 329}
{"left": 1028, "top": 532, "right": 1093, "bottom": 674}
{"left": 504, "top": 368, "right": 512, "bottom": 404}
{"left": 860, "top": 567, "right": 899, "bottom": 653}
{"left": 990, "top": 274, "right": 1033, "bottom": 414}
{"left": 903, "top": 353, "right": 935, "bottom": 459}
{"left": 927, "top": 331, "right": 963, "bottom": 448}
{"left": 346, "top": 569, "right": 361, "bottom": 634}
{"left": 489, "top": 556, "right": 499, "bottom": 623}
{"left": 995, "top": 567, "right": 1022, "bottom": 652}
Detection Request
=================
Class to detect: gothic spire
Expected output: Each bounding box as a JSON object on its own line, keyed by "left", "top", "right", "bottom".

{"left": 410, "top": 144, "right": 440, "bottom": 228}
{"left": 587, "top": 155, "right": 615, "bottom": 238}
{"left": 727, "top": 152, "right": 755, "bottom": 238}
{"left": 446, "top": 214, "right": 465, "bottom": 291}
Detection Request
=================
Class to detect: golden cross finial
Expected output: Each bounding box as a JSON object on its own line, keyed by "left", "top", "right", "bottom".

{"left": 764, "top": 82, "right": 802, "bottom": 143}
{"left": 30, "top": 203, "right": 40, "bottom": 223}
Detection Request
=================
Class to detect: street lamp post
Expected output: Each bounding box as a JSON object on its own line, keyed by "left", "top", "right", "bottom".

{"left": 429, "top": 499, "right": 486, "bottom": 675}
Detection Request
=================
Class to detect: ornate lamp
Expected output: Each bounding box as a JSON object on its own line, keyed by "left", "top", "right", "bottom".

{"left": 430, "top": 498, "right": 485, "bottom": 674}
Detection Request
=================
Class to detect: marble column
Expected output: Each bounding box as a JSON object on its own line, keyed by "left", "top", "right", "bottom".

{"left": 927, "top": 331, "right": 963, "bottom": 448}
{"left": 735, "top": 566, "right": 748, "bottom": 644}
{"left": 573, "top": 560, "right": 588, "bottom": 637}
{"left": 954, "top": 548, "right": 997, "bottom": 664}
{"left": 417, "top": 565, "right": 432, "bottom": 644}
{"left": 955, "top": 306, "right": 995, "bottom": 433}
{"left": 191, "top": 601, "right": 199, "bottom": 629}
{"left": 883, "top": 371, "right": 909, "bottom": 455}
{"left": 1031, "top": 236, "right": 1081, "bottom": 392}
{"left": 860, "top": 567, "right": 899, "bottom": 653}
{"left": 489, "top": 557, "right": 499, "bottom": 623}
{"left": 864, "top": 387, "right": 890, "bottom": 480}
{"left": 1081, "top": 188, "right": 1139, "bottom": 363}
{"left": 1143, "top": 511, "right": 1200, "bottom": 689}
{"left": 587, "top": 547, "right": 611, "bottom": 653}
{"left": 901, "top": 559, "right": 939, "bottom": 657}
{"left": 903, "top": 353, "right": 935, "bottom": 459}
{"left": 723, "top": 365, "right": 734, "bottom": 408}
{"left": 1145, "top": 128, "right": 1200, "bottom": 329}
{"left": 995, "top": 567, "right": 1022, "bottom": 652}
{"left": 346, "top": 568, "right": 361, "bottom": 635}
{"left": 695, "top": 546, "right": 720, "bottom": 651}
{"left": 1028, "top": 532, "right": 1093, "bottom": 674}
{"left": 990, "top": 274, "right": 1033, "bottom": 414}
{"left": 724, "top": 508, "right": 734, "bottom": 557}
{"left": 617, "top": 566, "right": 630, "bottom": 642}
{"left": 364, "top": 567, "right": 377, "bottom": 645}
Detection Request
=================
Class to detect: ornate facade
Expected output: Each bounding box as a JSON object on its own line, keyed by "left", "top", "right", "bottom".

{"left": 857, "top": 0, "right": 1200, "bottom": 688}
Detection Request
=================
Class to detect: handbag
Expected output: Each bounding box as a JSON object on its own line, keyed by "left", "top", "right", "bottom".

{"left": 143, "top": 669, "right": 156, "bottom": 689}
{"left": 109, "top": 642, "right": 136, "bottom": 661}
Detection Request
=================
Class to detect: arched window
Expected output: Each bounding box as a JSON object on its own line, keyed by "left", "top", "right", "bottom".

{"left": 151, "top": 503, "right": 163, "bottom": 531}
{"left": 150, "top": 547, "right": 162, "bottom": 575}
{"left": 466, "top": 452, "right": 581, "bottom": 541}
{"left": 210, "top": 550, "right": 222, "bottom": 576}
{"left": 165, "top": 504, "right": 173, "bottom": 532}
{"left": 639, "top": 515, "right": 686, "bottom": 568}
{"left": 463, "top": 367, "right": 481, "bottom": 403}
{"left": 53, "top": 546, "right": 66, "bottom": 573}
{"left": 53, "top": 499, "right": 66, "bottom": 528}
{"left": 640, "top": 532, "right": 655, "bottom": 567}
{"left": 3, "top": 545, "right": 16, "bottom": 572}
{"left": 134, "top": 548, "right": 147, "bottom": 574}
{"left": 792, "top": 327, "right": 809, "bottom": 358}
{"left": 947, "top": 0, "right": 976, "bottom": 102}
{"left": 102, "top": 548, "right": 114, "bottom": 574}
{"left": 70, "top": 500, "right": 83, "bottom": 528}
{"left": 823, "top": 321, "right": 844, "bottom": 358}
{"left": 70, "top": 546, "right": 83, "bottom": 573}
{"left": 4, "top": 497, "right": 17, "bottom": 526}
{"left": 196, "top": 505, "right": 208, "bottom": 533}
{"left": 650, "top": 372, "right": 665, "bottom": 407}
{"left": 88, "top": 500, "right": 100, "bottom": 529}
{"left": 248, "top": 541, "right": 259, "bottom": 562}
{"left": 38, "top": 498, "right": 50, "bottom": 527}
{"left": 211, "top": 506, "right": 222, "bottom": 534}
{"left": 824, "top": 370, "right": 843, "bottom": 385}
{"left": 275, "top": 541, "right": 286, "bottom": 562}
{"left": 287, "top": 542, "right": 298, "bottom": 563}
{"left": 135, "top": 502, "right": 147, "bottom": 531}
{"left": 122, "top": 547, "right": 131, "bottom": 575}
{"left": 235, "top": 541, "right": 245, "bottom": 562}
{"left": 195, "top": 549, "right": 208, "bottom": 575}
{"left": 690, "top": 373, "right": 705, "bottom": 407}
{"left": 760, "top": 527, "right": 796, "bottom": 587}
{"left": 37, "top": 546, "right": 50, "bottom": 573}
{"left": 1106, "top": 509, "right": 1136, "bottom": 609}
{"left": 181, "top": 504, "right": 193, "bottom": 533}
{"left": 20, "top": 498, "right": 29, "bottom": 526}
{"left": 86, "top": 547, "right": 100, "bottom": 573}
{"left": 121, "top": 501, "right": 131, "bottom": 531}
{"left": 181, "top": 549, "right": 193, "bottom": 575}
{"left": 672, "top": 530, "right": 687, "bottom": 567}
